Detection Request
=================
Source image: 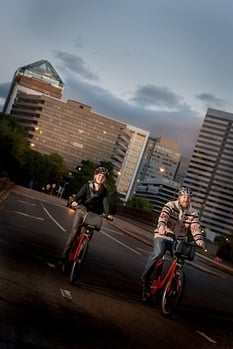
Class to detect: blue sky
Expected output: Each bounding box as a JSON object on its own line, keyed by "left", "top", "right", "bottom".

{"left": 1, "top": 0, "right": 233, "bottom": 156}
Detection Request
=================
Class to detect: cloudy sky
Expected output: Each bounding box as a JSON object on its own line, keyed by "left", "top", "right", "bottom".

{"left": 1, "top": 0, "right": 233, "bottom": 156}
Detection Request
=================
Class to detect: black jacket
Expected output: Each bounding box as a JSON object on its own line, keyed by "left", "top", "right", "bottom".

{"left": 73, "top": 181, "right": 110, "bottom": 215}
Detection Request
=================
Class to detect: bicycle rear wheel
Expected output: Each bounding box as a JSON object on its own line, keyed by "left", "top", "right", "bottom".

{"left": 161, "top": 269, "right": 184, "bottom": 316}
{"left": 69, "top": 238, "right": 89, "bottom": 284}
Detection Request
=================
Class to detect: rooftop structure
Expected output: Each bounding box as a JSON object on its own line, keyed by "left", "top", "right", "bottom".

{"left": 3, "top": 60, "right": 64, "bottom": 114}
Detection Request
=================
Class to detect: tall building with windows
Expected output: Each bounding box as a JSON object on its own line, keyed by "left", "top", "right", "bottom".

{"left": 132, "top": 136, "right": 181, "bottom": 211}
{"left": 112, "top": 125, "right": 149, "bottom": 202}
{"left": 2, "top": 60, "right": 149, "bottom": 199}
{"left": 139, "top": 136, "right": 181, "bottom": 182}
{"left": 174, "top": 156, "right": 190, "bottom": 185}
{"left": 2, "top": 60, "right": 64, "bottom": 114}
{"left": 184, "top": 108, "right": 233, "bottom": 238}
{"left": 9, "top": 93, "right": 126, "bottom": 169}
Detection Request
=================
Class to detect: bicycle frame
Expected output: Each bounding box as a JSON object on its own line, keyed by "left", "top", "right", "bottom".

{"left": 150, "top": 256, "right": 181, "bottom": 296}
{"left": 68, "top": 226, "right": 93, "bottom": 263}
{"left": 142, "top": 234, "right": 198, "bottom": 315}
{"left": 62, "top": 224, "right": 94, "bottom": 284}
{"left": 63, "top": 214, "right": 112, "bottom": 283}
{"left": 146, "top": 249, "right": 188, "bottom": 316}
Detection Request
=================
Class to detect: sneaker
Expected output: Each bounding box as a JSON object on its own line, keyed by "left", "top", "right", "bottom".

{"left": 141, "top": 280, "right": 151, "bottom": 302}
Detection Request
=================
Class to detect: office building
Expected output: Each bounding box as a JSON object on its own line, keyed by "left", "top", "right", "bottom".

{"left": 184, "top": 108, "right": 233, "bottom": 238}
{"left": 133, "top": 136, "right": 181, "bottom": 211}
{"left": 136, "top": 136, "right": 181, "bottom": 183}
{"left": 3, "top": 60, "right": 64, "bottom": 114}
{"left": 112, "top": 125, "right": 149, "bottom": 202}
{"left": 3, "top": 60, "right": 149, "bottom": 199}
{"left": 174, "top": 156, "right": 190, "bottom": 185}
{"left": 10, "top": 93, "right": 126, "bottom": 169}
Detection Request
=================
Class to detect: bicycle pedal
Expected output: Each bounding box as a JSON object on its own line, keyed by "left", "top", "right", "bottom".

{"left": 142, "top": 290, "right": 150, "bottom": 303}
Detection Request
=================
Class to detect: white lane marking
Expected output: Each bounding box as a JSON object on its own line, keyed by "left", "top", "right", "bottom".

{"left": 17, "top": 200, "right": 36, "bottom": 206}
{"left": 14, "top": 211, "right": 44, "bottom": 221}
{"left": 196, "top": 331, "right": 217, "bottom": 344}
{"left": 41, "top": 205, "right": 67, "bottom": 232}
{"left": 60, "top": 289, "right": 72, "bottom": 300}
{"left": 47, "top": 263, "right": 56, "bottom": 268}
{"left": 137, "top": 247, "right": 151, "bottom": 254}
{"left": 100, "top": 231, "right": 141, "bottom": 255}
{"left": 104, "top": 227, "right": 124, "bottom": 235}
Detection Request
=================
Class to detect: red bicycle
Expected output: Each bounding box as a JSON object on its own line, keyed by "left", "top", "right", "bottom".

{"left": 62, "top": 211, "right": 105, "bottom": 284}
{"left": 142, "top": 233, "right": 198, "bottom": 316}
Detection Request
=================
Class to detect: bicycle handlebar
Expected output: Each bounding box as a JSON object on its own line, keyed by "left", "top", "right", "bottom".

{"left": 164, "top": 232, "right": 207, "bottom": 251}
{"left": 164, "top": 232, "right": 176, "bottom": 240}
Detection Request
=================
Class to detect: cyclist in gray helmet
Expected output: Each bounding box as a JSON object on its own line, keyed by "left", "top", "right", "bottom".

{"left": 141, "top": 186, "right": 205, "bottom": 300}
{"left": 178, "top": 186, "right": 192, "bottom": 196}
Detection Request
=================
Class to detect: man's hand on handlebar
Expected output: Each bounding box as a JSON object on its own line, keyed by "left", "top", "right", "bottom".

{"left": 71, "top": 201, "right": 78, "bottom": 209}
{"left": 196, "top": 239, "right": 207, "bottom": 252}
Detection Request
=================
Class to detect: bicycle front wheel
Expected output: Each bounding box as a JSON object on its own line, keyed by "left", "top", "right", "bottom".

{"left": 69, "top": 238, "right": 89, "bottom": 284}
{"left": 161, "top": 269, "right": 184, "bottom": 316}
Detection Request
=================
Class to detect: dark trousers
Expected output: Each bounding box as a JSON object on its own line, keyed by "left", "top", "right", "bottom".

{"left": 61, "top": 206, "right": 86, "bottom": 259}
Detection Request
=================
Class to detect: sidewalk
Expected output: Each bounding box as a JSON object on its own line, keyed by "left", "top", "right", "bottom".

{"left": 109, "top": 215, "right": 154, "bottom": 246}
{"left": 108, "top": 215, "right": 233, "bottom": 276}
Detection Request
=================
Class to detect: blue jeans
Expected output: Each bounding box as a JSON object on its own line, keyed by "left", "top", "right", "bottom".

{"left": 141, "top": 237, "right": 173, "bottom": 281}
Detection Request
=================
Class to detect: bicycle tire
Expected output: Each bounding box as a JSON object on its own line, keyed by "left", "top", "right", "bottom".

{"left": 69, "top": 238, "right": 89, "bottom": 284}
{"left": 161, "top": 269, "right": 184, "bottom": 316}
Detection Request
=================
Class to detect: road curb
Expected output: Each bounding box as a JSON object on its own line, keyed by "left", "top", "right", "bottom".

{"left": 108, "top": 220, "right": 153, "bottom": 247}
{"left": 0, "top": 182, "right": 14, "bottom": 203}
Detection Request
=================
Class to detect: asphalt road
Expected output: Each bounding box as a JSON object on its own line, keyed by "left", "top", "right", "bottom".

{"left": 0, "top": 185, "right": 232, "bottom": 348}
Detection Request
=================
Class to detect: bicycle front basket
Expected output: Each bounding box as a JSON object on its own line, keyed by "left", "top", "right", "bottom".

{"left": 83, "top": 212, "right": 103, "bottom": 231}
{"left": 174, "top": 241, "right": 196, "bottom": 261}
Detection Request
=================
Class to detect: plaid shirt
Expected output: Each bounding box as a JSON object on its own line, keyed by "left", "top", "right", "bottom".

{"left": 155, "top": 199, "right": 203, "bottom": 243}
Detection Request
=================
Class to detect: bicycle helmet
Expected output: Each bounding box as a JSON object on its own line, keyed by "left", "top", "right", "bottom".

{"left": 94, "top": 166, "right": 109, "bottom": 178}
{"left": 178, "top": 186, "right": 192, "bottom": 196}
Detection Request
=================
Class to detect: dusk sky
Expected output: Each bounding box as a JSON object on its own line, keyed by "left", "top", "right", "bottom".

{"left": 1, "top": 0, "right": 233, "bottom": 156}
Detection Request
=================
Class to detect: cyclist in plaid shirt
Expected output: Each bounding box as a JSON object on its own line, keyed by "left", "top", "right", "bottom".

{"left": 141, "top": 187, "right": 205, "bottom": 294}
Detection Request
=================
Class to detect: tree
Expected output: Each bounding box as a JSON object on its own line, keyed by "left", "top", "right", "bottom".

{"left": 17, "top": 149, "right": 51, "bottom": 189}
{"left": 0, "top": 113, "right": 68, "bottom": 190}
{"left": 100, "top": 161, "right": 121, "bottom": 213}
{"left": 46, "top": 153, "right": 68, "bottom": 184}
{"left": 126, "top": 197, "right": 153, "bottom": 212}
{"left": 215, "top": 235, "right": 233, "bottom": 263}
{"left": 0, "top": 113, "right": 28, "bottom": 179}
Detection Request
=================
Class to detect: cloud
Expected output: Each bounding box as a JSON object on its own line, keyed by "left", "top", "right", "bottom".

{"left": 130, "top": 84, "right": 184, "bottom": 111}
{"left": 74, "top": 36, "right": 85, "bottom": 49}
{"left": 196, "top": 93, "right": 227, "bottom": 109}
{"left": 53, "top": 51, "right": 100, "bottom": 82}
